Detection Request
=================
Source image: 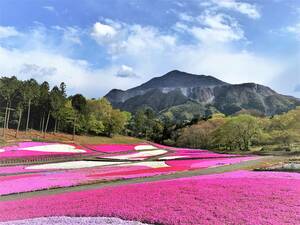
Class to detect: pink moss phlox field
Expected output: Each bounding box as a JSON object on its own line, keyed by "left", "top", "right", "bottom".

{"left": 0, "top": 156, "right": 258, "bottom": 195}
{"left": 0, "top": 166, "right": 32, "bottom": 174}
{"left": 153, "top": 143, "right": 239, "bottom": 159}
{"left": 0, "top": 164, "right": 176, "bottom": 195}
{"left": 0, "top": 171, "right": 299, "bottom": 225}
{"left": 85, "top": 144, "right": 143, "bottom": 153}
{"left": 166, "top": 157, "right": 260, "bottom": 169}
{"left": 0, "top": 142, "right": 90, "bottom": 159}
{"left": 164, "top": 149, "right": 239, "bottom": 159}
{"left": 0, "top": 166, "right": 49, "bottom": 175}
{"left": 0, "top": 172, "right": 86, "bottom": 195}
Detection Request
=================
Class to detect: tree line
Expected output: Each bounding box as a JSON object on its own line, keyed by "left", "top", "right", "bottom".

{"left": 176, "top": 109, "right": 300, "bottom": 151}
{"left": 0, "top": 76, "right": 129, "bottom": 138}
{"left": 125, "top": 106, "right": 300, "bottom": 152}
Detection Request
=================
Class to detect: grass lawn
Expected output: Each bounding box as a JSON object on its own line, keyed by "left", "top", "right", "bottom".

{"left": 0, "top": 129, "right": 144, "bottom": 147}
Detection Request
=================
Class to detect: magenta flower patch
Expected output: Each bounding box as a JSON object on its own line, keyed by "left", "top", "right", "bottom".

{"left": 0, "top": 170, "right": 299, "bottom": 225}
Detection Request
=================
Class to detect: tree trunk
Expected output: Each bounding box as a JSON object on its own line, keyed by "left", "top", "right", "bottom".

{"left": 39, "top": 116, "right": 42, "bottom": 131}
{"left": 6, "top": 105, "right": 11, "bottom": 130}
{"left": 44, "top": 111, "right": 50, "bottom": 138}
{"left": 72, "top": 117, "right": 76, "bottom": 141}
{"left": 16, "top": 109, "right": 22, "bottom": 138}
{"left": 54, "top": 118, "right": 57, "bottom": 134}
{"left": 26, "top": 99, "right": 31, "bottom": 134}
{"left": 41, "top": 112, "right": 45, "bottom": 133}
{"left": 2, "top": 101, "right": 8, "bottom": 137}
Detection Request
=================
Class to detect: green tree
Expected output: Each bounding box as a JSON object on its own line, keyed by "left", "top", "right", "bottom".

{"left": 0, "top": 77, "right": 20, "bottom": 136}
{"left": 50, "top": 86, "right": 65, "bottom": 133}
{"left": 23, "top": 79, "right": 40, "bottom": 133}
{"left": 87, "top": 98, "right": 128, "bottom": 136}
{"left": 71, "top": 94, "right": 87, "bottom": 114}
{"left": 215, "top": 114, "right": 261, "bottom": 151}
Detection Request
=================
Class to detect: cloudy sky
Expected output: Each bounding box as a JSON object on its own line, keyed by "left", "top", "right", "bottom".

{"left": 0, "top": 0, "right": 299, "bottom": 97}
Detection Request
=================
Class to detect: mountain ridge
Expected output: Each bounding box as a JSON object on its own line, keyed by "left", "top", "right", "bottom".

{"left": 105, "top": 70, "right": 300, "bottom": 121}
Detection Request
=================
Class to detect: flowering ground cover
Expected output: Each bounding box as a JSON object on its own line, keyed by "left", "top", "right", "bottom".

{"left": 166, "top": 156, "right": 260, "bottom": 169}
{"left": 0, "top": 165, "right": 48, "bottom": 175}
{"left": 85, "top": 144, "right": 156, "bottom": 153}
{"left": 26, "top": 160, "right": 128, "bottom": 170}
{"left": 100, "top": 149, "right": 168, "bottom": 160}
{"left": 159, "top": 149, "right": 238, "bottom": 160}
{"left": 0, "top": 142, "right": 90, "bottom": 159}
{"left": 0, "top": 216, "right": 150, "bottom": 225}
{"left": 85, "top": 144, "right": 138, "bottom": 153}
{"left": 0, "top": 170, "right": 299, "bottom": 225}
{"left": 0, "top": 156, "right": 259, "bottom": 195}
{"left": 0, "top": 163, "right": 169, "bottom": 195}
{"left": 0, "top": 172, "right": 86, "bottom": 195}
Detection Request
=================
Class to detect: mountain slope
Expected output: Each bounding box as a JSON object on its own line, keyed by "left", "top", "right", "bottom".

{"left": 106, "top": 70, "right": 227, "bottom": 104}
{"left": 105, "top": 70, "right": 300, "bottom": 120}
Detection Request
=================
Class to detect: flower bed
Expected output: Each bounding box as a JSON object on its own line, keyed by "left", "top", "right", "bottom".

{"left": 101, "top": 149, "right": 168, "bottom": 160}
{"left": 0, "top": 142, "right": 90, "bottom": 159}
{"left": 0, "top": 165, "right": 47, "bottom": 175}
{"left": 166, "top": 156, "right": 259, "bottom": 169}
{"left": 159, "top": 149, "right": 238, "bottom": 160}
{"left": 1, "top": 216, "right": 150, "bottom": 225}
{"left": 0, "top": 172, "right": 86, "bottom": 196}
{"left": 85, "top": 144, "right": 138, "bottom": 153}
{"left": 0, "top": 171, "right": 299, "bottom": 224}
{"left": 0, "top": 156, "right": 259, "bottom": 195}
{"left": 85, "top": 144, "right": 157, "bottom": 153}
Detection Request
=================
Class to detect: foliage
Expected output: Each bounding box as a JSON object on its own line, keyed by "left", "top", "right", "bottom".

{"left": 87, "top": 98, "right": 129, "bottom": 136}
{"left": 176, "top": 108, "right": 300, "bottom": 151}
{"left": 0, "top": 77, "right": 129, "bottom": 137}
{"left": 214, "top": 114, "right": 261, "bottom": 151}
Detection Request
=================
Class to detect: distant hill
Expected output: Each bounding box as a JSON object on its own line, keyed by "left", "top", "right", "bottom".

{"left": 105, "top": 70, "right": 300, "bottom": 122}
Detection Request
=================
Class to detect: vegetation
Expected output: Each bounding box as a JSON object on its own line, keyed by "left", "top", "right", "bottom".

{"left": 0, "top": 77, "right": 129, "bottom": 138}
{"left": 1, "top": 76, "right": 300, "bottom": 152}
{"left": 175, "top": 108, "right": 300, "bottom": 152}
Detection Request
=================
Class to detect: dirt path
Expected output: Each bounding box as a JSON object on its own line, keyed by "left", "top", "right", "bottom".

{"left": 0, "top": 156, "right": 285, "bottom": 202}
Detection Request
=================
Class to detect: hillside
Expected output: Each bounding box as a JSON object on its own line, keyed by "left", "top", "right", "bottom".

{"left": 106, "top": 70, "right": 300, "bottom": 121}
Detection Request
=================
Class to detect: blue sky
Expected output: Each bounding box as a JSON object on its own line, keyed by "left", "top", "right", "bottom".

{"left": 0, "top": 0, "right": 299, "bottom": 97}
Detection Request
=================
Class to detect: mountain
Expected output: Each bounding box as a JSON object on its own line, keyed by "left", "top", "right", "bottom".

{"left": 105, "top": 70, "right": 300, "bottom": 121}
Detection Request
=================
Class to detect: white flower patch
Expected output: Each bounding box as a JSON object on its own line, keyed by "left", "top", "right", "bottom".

{"left": 22, "top": 144, "right": 86, "bottom": 153}
{"left": 134, "top": 145, "right": 157, "bottom": 151}
{"left": 103, "top": 149, "right": 167, "bottom": 160}
{"left": 1, "top": 216, "right": 150, "bottom": 225}
{"left": 26, "top": 161, "right": 127, "bottom": 170}
{"left": 0, "top": 149, "right": 5, "bottom": 152}
{"left": 159, "top": 156, "right": 188, "bottom": 160}
{"left": 123, "top": 161, "right": 169, "bottom": 168}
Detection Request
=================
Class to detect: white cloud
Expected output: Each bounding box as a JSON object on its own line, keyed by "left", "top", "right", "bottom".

{"left": 91, "top": 21, "right": 176, "bottom": 57}
{"left": 43, "top": 6, "right": 55, "bottom": 12}
{"left": 286, "top": 23, "right": 300, "bottom": 39}
{"left": 116, "top": 65, "right": 137, "bottom": 78}
{"left": 0, "top": 45, "right": 138, "bottom": 97}
{"left": 178, "top": 13, "right": 194, "bottom": 22}
{"left": 88, "top": 19, "right": 283, "bottom": 92}
{"left": 0, "top": 18, "right": 289, "bottom": 98}
{"left": 91, "top": 22, "right": 118, "bottom": 45}
{"left": 208, "top": 0, "right": 261, "bottom": 19}
{"left": 0, "top": 26, "right": 20, "bottom": 39}
{"left": 175, "top": 11, "right": 244, "bottom": 43}
{"left": 53, "top": 26, "right": 82, "bottom": 45}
